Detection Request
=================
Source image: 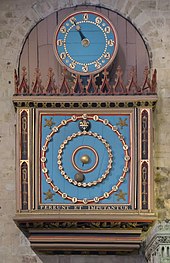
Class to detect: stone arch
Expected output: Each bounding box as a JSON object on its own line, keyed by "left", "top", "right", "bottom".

{"left": 3, "top": 0, "right": 157, "bottom": 69}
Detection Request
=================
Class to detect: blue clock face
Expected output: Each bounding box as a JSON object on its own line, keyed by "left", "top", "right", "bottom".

{"left": 40, "top": 113, "right": 132, "bottom": 207}
{"left": 54, "top": 11, "right": 118, "bottom": 75}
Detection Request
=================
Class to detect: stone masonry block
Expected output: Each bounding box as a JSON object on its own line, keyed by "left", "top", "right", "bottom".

{"left": 32, "top": 0, "right": 54, "bottom": 19}
{"left": 129, "top": 6, "right": 142, "bottom": 20}
{"left": 157, "top": 0, "right": 170, "bottom": 11}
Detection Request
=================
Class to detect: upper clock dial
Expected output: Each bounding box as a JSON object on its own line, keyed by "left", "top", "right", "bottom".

{"left": 54, "top": 11, "right": 118, "bottom": 75}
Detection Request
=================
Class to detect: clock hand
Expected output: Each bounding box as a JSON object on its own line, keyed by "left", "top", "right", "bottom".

{"left": 74, "top": 22, "right": 86, "bottom": 40}
{"left": 79, "top": 30, "right": 86, "bottom": 41}
{"left": 74, "top": 21, "right": 90, "bottom": 47}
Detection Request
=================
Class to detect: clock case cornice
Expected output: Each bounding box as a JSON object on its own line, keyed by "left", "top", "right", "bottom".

{"left": 14, "top": 211, "right": 156, "bottom": 223}
{"left": 13, "top": 94, "right": 157, "bottom": 109}
{"left": 14, "top": 212, "right": 156, "bottom": 255}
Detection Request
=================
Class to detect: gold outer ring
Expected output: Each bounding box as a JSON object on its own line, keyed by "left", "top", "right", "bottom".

{"left": 72, "top": 145, "right": 99, "bottom": 173}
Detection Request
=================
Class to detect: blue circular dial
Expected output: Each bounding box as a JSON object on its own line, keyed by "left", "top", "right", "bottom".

{"left": 54, "top": 11, "right": 118, "bottom": 75}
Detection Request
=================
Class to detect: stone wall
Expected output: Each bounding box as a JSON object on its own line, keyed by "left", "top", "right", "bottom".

{"left": 0, "top": 0, "right": 170, "bottom": 262}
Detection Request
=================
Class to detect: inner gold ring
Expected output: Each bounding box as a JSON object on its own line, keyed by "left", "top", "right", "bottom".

{"left": 72, "top": 145, "right": 99, "bottom": 173}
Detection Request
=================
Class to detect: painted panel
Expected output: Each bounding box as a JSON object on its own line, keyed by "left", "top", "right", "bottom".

{"left": 47, "top": 12, "right": 57, "bottom": 45}
{"left": 19, "top": 39, "right": 28, "bottom": 78}
{"left": 29, "top": 27, "right": 38, "bottom": 83}
{"left": 37, "top": 18, "right": 48, "bottom": 47}
{"left": 136, "top": 32, "right": 149, "bottom": 84}
{"left": 38, "top": 112, "right": 133, "bottom": 208}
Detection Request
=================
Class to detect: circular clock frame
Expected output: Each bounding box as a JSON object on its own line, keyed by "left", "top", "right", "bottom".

{"left": 53, "top": 10, "right": 118, "bottom": 75}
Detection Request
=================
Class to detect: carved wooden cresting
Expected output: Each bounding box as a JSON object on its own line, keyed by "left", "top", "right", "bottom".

{"left": 13, "top": 6, "right": 157, "bottom": 255}
{"left": 14, "top": 66, "right": 157, "bottom": 96}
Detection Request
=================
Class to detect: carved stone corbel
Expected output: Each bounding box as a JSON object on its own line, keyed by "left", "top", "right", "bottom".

{"left": 145, "top": 221, "right": 170, "bottom": 262}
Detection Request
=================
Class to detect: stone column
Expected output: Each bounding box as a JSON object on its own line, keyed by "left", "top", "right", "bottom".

{"left": 145, "top": 221, "right": 170, "bottom": 263}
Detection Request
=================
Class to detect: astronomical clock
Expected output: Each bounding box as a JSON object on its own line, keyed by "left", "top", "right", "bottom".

{"left": 13, "top": 9, "right": 157, "bottom": 254}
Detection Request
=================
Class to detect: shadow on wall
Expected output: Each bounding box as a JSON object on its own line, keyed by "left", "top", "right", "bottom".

{"left": 37, "top": 254, "right": 147, "bottom": 263}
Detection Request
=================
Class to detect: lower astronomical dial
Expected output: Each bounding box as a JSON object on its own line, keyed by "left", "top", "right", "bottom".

{"left": 41, "top": 114, "right": 130, "bottom": 204}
